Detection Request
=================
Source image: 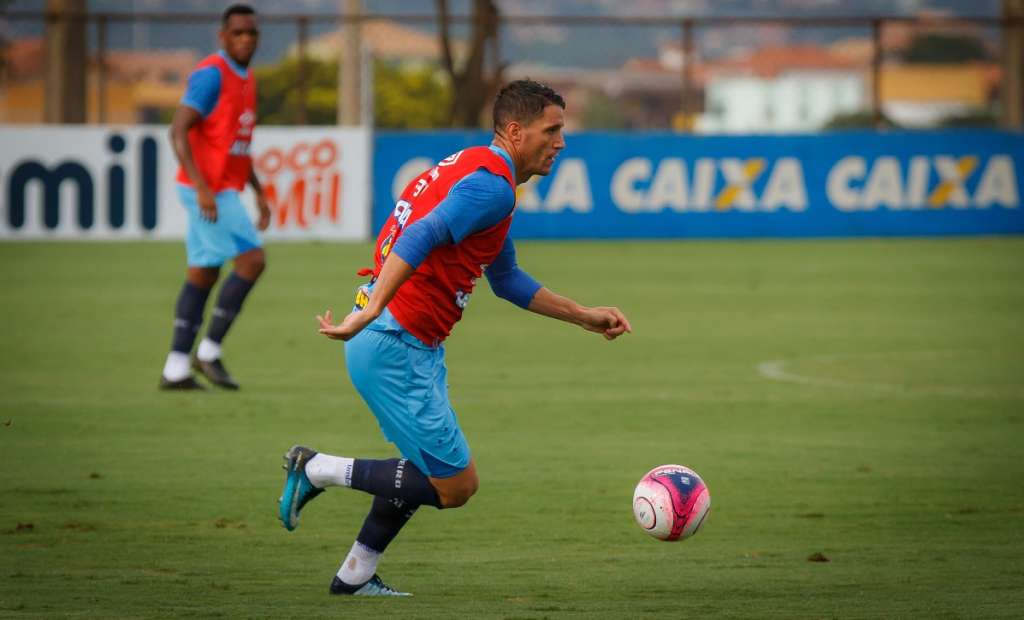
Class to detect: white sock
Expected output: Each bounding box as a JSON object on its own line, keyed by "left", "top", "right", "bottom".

{"left": 196, "top": 338, "right": 222, "bottom": 362}
{"left": 162, "top": 351, "right": 191, "bottom": 381}
{"left": 305, "top": 454, "right": 355, "bottom": 488}
{"left": 337, "top": 542, "right": 381, "bottom": 586}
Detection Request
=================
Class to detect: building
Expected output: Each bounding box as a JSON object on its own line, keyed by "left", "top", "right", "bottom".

{"left": 293, "top": 19, "right": 465, "bottom": 66}
{"left": 880, "top": 63, "right": 1001, "bottom": 127}
{"left": 0, "top": 37, "right": 196, "bottom": 124}
{"left": 696, "top": 45, "right": 865, "bottom": 133}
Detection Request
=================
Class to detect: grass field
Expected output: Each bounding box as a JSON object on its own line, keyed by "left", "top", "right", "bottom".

{"left": 1, "top": 238, "right": 1023, "bottom": 619}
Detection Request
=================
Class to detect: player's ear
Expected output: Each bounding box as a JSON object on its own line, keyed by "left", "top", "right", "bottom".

{"left": 505, "top": 121, "right": 523, "bottom": 144}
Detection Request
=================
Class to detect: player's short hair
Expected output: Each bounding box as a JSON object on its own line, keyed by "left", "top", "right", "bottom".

{"left": 492, "top": 79, "right": 565, "bottom": 132}
{"left": 222, "top": 4, "right": 256, "bottom": 26}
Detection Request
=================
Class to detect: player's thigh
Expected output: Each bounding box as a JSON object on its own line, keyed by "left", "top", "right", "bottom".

{"left": 180, "top": 187, "right": 261, "bottom": 267}
{"left": 345, "top": 330, "right": 471, "bottom": 478}
{"left": 179, "top": 185, "right": 226, "bottom": 267}
{"left": 402, "top": 342, "right": 471, "bottom": 475}
{"left": 216, "top": 191, "right": 262, "bottom": 258}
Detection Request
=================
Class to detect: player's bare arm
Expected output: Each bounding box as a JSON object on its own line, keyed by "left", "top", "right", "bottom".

{"left": 527, "top": 286, "right": 632, "bottom": 340}
{"left": 317, "top": 253, "right": 416, "bottom": 341}
{"left": 169, "top": 106, "right": 218, "bottom": 222}
{"left": 248, "top": 167, "right": 271, "bottom": 231}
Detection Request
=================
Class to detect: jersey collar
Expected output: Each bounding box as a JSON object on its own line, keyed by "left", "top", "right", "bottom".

{"left": 488, "top": 144, "right": 516, "bottom": 182}
{"left": 218, "top": 50, "right": 249, "bottom": 79}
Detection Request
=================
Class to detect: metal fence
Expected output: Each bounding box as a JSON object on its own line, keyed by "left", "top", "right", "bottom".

{"left": 2, "top": 9, "right": 1021, "bottom": 130}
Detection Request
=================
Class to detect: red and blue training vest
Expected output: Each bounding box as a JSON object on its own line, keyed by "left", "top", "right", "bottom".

{"left": 175, "top": 53, "right": 257, "bottom": 193}
{"left": 368, "top": 147, "right": 516, "bottom": 347}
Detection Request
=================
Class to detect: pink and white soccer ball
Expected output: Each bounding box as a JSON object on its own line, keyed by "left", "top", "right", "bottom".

{"left": 632, "top": 464, "right": 711, "bottom": 541}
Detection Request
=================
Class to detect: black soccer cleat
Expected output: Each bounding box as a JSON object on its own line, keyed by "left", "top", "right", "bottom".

{"left": 191, "top": 356, "right": 240, "bottom": 390}
{"left": 330, "top": 574, "right": 411, "bottom": 597}
{"left": 159, "top": 375, "right": 206, "bottom": 390}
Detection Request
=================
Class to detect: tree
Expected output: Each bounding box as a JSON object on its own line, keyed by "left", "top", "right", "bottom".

{"left": 254, "top": 57, "right": 450, "bottom": 128}
{"left": 255, "top": 57, "right": 339, "bottom": 125}
{"left": 436, "top": 0, "right": 503, "bottom": 127}
{"left": 901, "top": 33, "right": 991, "bottom": 64}
{"left": 373, "top": 61, "right": 451, "bottom": 129}
{"left": 581, "top": 91, "right": 626, "bottom": 129}
{"left": 938, "top": 108, "right": 998, "bottom": 128}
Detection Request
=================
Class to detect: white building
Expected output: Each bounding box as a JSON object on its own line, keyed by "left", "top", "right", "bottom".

{"left": 696, "top": 46, "right": 867, "bottom": 134}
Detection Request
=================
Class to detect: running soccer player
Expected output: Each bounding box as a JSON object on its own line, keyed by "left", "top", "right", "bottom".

{"left": 159, "top": 4, "right": 269, "bottom": 391}
{"left": 278, "top": 80, "right": 632, "bottom": 596}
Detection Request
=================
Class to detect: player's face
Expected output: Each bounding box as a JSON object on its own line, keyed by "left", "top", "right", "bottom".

{"left": 520, "top": 105, "right": 566, "bottom": 177}
{"left": 220, "top": 14, "right": 259, "bottom": 67}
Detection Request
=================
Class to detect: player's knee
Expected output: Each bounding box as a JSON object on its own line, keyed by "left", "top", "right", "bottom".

{"left": 437, "top": 472, "right": 479, "bottom": 509}
{"left": 236, "top": 250, "right": 266, "bottom": 280}
{"left": 187, "top": 267, "right": 219, "bottom": 289}
{"left": 440, "top": 487, "right": 476, "bottom": 508}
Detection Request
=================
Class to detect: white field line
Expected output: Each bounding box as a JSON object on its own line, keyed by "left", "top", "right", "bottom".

{"left": 756, "top": 354, "right": 1024, "bottom": 400}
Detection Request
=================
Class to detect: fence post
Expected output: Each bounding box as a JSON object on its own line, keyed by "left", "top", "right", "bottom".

{"left": 97, "top": 14, "right": 107, "bottom": 124}
{"left": 871, "top": 17, "right": 883, "bottom": 128}
{"left": 44, "top": 0, "right": 88, "bottom": 123}
{"left": 681, "top": 18, "right": 694, "bottom": 132}
{"left": 339, "top": 0, "right": 363, "bottom": 126}
{"left": 1004, "top": 2, "right": 1024, "bottom": 128}
{"left": 297, "top": 16, "right": 309, "bottom": 125}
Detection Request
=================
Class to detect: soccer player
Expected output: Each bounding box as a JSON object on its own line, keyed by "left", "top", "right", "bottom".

{"left": 159, "top": 4, "right": 269, "bottom": 391}
{"left": 278, "top": 80, "right": 631, "bottom": 596}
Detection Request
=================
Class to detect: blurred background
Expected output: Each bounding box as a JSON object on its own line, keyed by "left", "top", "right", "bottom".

{"left": 2, "top": 0, "right": 1021, "bottom": 132}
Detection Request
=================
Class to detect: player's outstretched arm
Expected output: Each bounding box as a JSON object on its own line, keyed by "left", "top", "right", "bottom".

{"left": 317, "top": 253, "right": 415, "bottom": 341}
{"left": 527, "top": 287, "right": 632, "bottom": 341}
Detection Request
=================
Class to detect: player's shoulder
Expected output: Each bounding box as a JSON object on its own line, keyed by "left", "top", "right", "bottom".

{"left": 193, "top": 52, "right": 225, "bottom": 71}
{"left": 452, "top": 168, "right": 514, "bottom": 198}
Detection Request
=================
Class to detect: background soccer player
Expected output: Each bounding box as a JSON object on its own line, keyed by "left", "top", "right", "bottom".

{"left": 160, "top": 4, "right": 269, "bottom": 391}
{"left": 278, "top": 80, "right": 632, "bottom": 596}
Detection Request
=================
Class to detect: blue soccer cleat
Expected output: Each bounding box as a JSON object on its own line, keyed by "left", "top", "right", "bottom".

{"left": 278, "top": 445, "right": 324, "bottom": 531}
{"left": 330, "top": 574, "right": 411, "bottom": 597}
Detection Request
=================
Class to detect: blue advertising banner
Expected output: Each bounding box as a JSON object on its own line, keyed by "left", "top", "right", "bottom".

{"left": 373, "top": 130, "right": 1024, "bottom": 239}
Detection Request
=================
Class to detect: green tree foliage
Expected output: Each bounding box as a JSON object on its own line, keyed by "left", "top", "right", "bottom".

{"left": 374, "top": 61, "right": 451, "bottom": 129}
{"left": 581, "top": 92, "right": 626, "bottom": 129}
{"left": 938, "top": 107, "right": 998, "bottom": 128}
{"left": 254, "top": 57, "right": 339, "bottom": 125}
{"left": 822, "top": 110, "right": 900, "bottom": 130}
{"left": 254, "top": 57, "right": 450, "bottom": 128}
{"left": 901, "top": 33, "right": 991, "bottom": 64}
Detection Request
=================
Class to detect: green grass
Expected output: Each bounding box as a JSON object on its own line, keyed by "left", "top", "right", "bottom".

{"left": 1, "top": 238, "right": 1023, "bottom": 619}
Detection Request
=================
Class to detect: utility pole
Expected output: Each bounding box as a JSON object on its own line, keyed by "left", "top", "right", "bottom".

{"left": 338, "top": 0, "right": 363, "bottom": 126}
{"left": 45, "top": 0, "right": 87, "bottom": 123}
{"left": 1004, "top": 0, "right": 1023, "bottom": 128}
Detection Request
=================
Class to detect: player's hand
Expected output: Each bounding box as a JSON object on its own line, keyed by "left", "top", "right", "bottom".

{"left": 316, "top": 309, "right": 376, "bottom": 341}
{"left": 579, "top": 306, "right": 632, "bottom": 341}
{"left": 197, "top": 186, "right": 218, "bottom": 223}
{"left": 255, "top": 192, "right": 271, "bottom": 231}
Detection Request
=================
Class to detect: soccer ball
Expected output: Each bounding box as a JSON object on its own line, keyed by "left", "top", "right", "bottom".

{"left": 632, "top": 464, "right": 711, "bottom": 541}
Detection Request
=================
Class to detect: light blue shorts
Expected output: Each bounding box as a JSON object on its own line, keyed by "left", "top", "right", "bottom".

{"left": 178, "top": 184, "right": 262, "bottom": 267}
{"left": 344, "top": 308, "right": 470, "bottom": 478}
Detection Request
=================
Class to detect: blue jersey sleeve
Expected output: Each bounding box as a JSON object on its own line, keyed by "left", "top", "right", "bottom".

{"left": 390, "top": 211, "right": 452, "bottom": 269}
{"left": 180, "top": 66, "right": 221, "bottom": 117}
{"left": 390, "top": 167, "right": 515, "bottom": 268}
{"left": 435, "top": 169, "right": 515, "bottom": 243}
{"left": 485, "top": 237, "right": 543, "bottom": 309}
